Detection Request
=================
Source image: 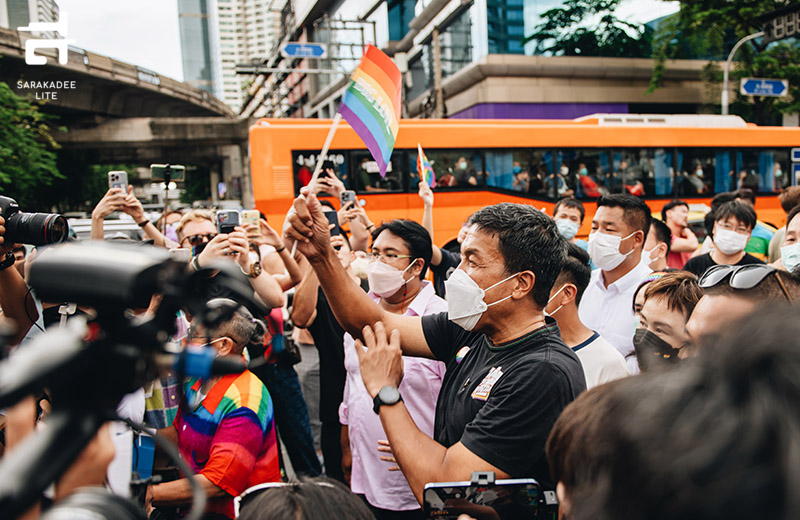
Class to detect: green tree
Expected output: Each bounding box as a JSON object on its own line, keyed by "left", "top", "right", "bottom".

{"left": 0, "top": 81, "right": 63, "bottom": 210}
{"left": 650, "top": 1, "right": 800, "bottom": 124}
{"left": 180, "top": 165, "right": 211, "bottom": 205}
{"left": 523, "top": 0, "right": 652, "bottom": 57}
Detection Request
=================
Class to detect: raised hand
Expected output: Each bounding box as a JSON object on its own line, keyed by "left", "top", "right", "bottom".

{"left": 285, "top": 191, "right": 335, "bottom": 261}
{"left": 91, "top": 188, "right": 127, "bottom": 220}
{"left": 353, "top": 321, "right": 403, "bottom": 398}
{"left": 418, "top": 181, "right": 434, "bottom": 207}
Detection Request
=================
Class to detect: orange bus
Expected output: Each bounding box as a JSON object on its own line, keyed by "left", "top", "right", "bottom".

{"left": 249, "top": 115, "right": 798, "bottom": 250}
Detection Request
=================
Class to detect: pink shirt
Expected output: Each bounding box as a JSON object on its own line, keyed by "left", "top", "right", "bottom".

{"left": 339, "top": 281, "right": 447, "bottom": 511}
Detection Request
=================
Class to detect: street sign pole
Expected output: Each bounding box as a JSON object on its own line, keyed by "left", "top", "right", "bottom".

{"left": 722, "top": 31, "right": 764, "bottom": 115}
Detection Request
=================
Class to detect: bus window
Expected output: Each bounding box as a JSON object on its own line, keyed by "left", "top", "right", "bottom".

{"left": 736, "top": 149, "right": 789, "bottom": 193}
{"left": 676, "top": 149, "right": 715, "bottom": 196}
{"left": 424, "top": 149, "right": 484, "bottom": 189}
{"left": 292, "top": 150, "right": 350, "bottom": 195}
{"left": 352, "top": 152, "right": 403, "bottom": 192}
{"left": 484, "top": 149, "right": 540, "bottom": 193}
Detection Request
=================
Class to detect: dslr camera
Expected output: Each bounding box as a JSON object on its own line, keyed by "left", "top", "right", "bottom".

{"left": 0, "top": 196, "right": 69, "bottom": 246}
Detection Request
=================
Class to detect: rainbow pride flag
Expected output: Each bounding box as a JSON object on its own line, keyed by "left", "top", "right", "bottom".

{"left": 417, "top": 143, "right": 435, "bottom": 187}
{"left": 339, "top": 44, "right": 401, "bottom": 178}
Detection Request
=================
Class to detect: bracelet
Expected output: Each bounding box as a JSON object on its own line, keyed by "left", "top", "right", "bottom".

{"left": 137, "top": 220, "right": 149, "bottom": 228}
{"left": 366, "top": 223, "right": 375, "bottom": 230}
{"left": 275, "top": 245, "right": 286, "bottom": 253}
{"left": 191, "top": 256, "right": 201, "bottom": 271}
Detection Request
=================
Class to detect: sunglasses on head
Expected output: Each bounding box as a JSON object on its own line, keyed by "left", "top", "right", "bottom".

{"left": 184, "top": 233, "right": 217, "bottom": 246}
{"left": 698, "top": 264, "right": 792, "bottom": 302}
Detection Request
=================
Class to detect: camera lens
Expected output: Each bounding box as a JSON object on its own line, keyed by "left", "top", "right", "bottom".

{"left": 6, "top": 212, "right": 69, "bottom": 246}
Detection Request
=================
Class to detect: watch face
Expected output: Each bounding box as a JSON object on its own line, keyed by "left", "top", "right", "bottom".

{"left": 379, "top": 385, "right": 400, "bottom": 404}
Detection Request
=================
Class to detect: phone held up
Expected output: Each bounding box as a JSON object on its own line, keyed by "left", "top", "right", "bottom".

{"left": 241, "top": 210, "right": 260, "bottom": 239}
{"left": 216, "top": 210, "right": 240, "bottom": 235}
{"left": 108, "top": 171, "right": 128, "bottom": 193}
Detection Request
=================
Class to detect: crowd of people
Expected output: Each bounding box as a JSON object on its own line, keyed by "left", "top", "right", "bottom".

{"left": 2, "top": 172, "right": 800, "bottom": 520}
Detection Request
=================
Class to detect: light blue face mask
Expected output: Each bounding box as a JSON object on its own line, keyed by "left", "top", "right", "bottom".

{"left": 556, "top": 219, "right": 579, "bottom": 240}
{"left": 781, "top": 242, "right": 800, "bottom": 273}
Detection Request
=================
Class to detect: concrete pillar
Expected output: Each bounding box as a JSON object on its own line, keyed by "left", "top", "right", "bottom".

{"left": 218, "top": 143, "right": 251, "bottom": 206}
{"left": 210, "top": 164, "right": 220, "bottom": 204}
{"left": 783, "top": 113, "right": 799, "bottom": 127}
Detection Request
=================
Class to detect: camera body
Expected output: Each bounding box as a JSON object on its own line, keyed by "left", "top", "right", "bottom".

{"left": 0, "top": 196, "right": 69, "bottom": 246}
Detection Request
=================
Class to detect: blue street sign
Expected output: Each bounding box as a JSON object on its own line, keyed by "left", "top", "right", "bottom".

{"left": 792, "top": 148, "right": 800, "bottom": 162}
{"left": 793, "top": 163, "right": 800, "bottom": 186}
{"left": 281, "top": 43, "right": 327, "bottom": 59}
{"left": 740, "top": 78, "right": 788, "bottom": 97}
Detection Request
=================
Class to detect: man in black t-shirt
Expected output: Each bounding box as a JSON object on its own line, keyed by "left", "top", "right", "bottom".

{"left": 683, "top": 201, "right": 763, "bottom": 278}
{"left": 286, "top": 198, "right": 586, "bottom": 501}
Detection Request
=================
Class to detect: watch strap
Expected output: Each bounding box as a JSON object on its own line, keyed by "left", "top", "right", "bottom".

{"left": 372, "top": 386, "right": 402, "bottom": 414}
{"left": 0, "top": 252, "right": 15, "bottom": 271}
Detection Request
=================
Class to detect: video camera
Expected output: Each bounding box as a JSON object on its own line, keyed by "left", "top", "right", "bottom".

{"left": 0, "top": 195, "right": 69, "bottom": 246}
{"left": 0, "top": 241, "right": 265, "bottom": 519}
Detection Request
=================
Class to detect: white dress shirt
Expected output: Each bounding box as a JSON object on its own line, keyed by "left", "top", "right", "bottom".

{"left": 578, "top": 261, "right": 652, "bottom": 374}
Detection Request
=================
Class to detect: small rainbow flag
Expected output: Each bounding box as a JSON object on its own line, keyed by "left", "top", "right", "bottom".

{"left": 339, "top": 44, "right": 401, "bottom": 178}
{"left": 417, "top": 143, "right": 435, "bottom": 187}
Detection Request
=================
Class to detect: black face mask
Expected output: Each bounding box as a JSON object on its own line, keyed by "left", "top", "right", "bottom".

{"left": 633, "top": 328, "right": 681, "bottom": 372}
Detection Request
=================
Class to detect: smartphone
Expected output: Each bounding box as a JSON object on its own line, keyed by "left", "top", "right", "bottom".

{"left": 340, "top": 190, "right": 356, "bottom": 206}
{"left": 423, "top": 478, "right": 553, "bottom": 520}
{"left": 150, "top": 164, "right": 186, "bottom": 182}
{"left": 216, "top": 210, "right": 240, "bottom": 235}
{"left": 324, "top": 209, "right": 340, "bottom": 237}
{"left": 108, "top": 171, "right": 128, "bottom": 193}
{"left": 242, "top": 210, "right": 260, "bottom": 238}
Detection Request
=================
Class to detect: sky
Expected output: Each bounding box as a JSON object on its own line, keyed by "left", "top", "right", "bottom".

{"left": 52, "top": 0, "right": 680, "bottom": 84}
{"left": 56, "top": 0, "right": 183, "bottom": 81}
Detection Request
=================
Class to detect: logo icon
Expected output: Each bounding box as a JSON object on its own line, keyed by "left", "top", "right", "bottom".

{"left": 18, "top": 13, "right": 75, "bottom": 65}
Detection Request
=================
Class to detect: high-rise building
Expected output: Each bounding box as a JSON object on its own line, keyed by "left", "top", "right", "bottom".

{"left": 178, "top": 0, "right": 219, "bottom": 96}
{"left": 178, "top": 0, "right": 281, "bottom": 109}
{"left": 0, "top": 0, "right": 61, "bottom": 37}
{"left": 214, "top": 0, "right": 280, "bottom": 110}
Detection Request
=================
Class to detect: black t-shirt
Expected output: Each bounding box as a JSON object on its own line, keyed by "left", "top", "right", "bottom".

{"left": 431, "top": 248, "right": 461, "bottom": 298}
{"left": 421, "top": 313, "right": 586, "bottom": 484}
{"left": 306, "top": 280, "right": 369, "bottom": 424}
{"left": 682, "top": 252, "right": 764, "bottom": 278}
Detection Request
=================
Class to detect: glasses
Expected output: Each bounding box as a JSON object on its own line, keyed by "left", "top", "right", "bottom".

{"left": 234, "top": 481, "right": 336, "bottom": 517}
{"left": 698, "top": 264, "right": 792, "bottom": 302}
{"left": 183, "top": 233, "right": 217, "bottom": 246}
{"left": 368, "top": 252, "right": 414, "bottom": 263}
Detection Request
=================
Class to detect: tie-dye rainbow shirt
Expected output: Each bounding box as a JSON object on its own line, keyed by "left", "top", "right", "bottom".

{"left": 175, "top": 370, "right": 280, "bottom": 518}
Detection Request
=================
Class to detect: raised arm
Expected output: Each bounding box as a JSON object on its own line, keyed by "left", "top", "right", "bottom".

{"left": 339, "top": 202, "right": 373, "bottom": 252}
{"left": 670, "top": 226, "right": 699, "bottom": 253}
{"left": 121, "top": 187, "right": 171, "bottom": 247}
{"left": 248, "top": 219, "right": 303, "bottom": 291}
{"left": 418, "top": 181, "right": 443, "bottom": 266}
{"left": 289, "top": 261, "right": 319, "bottom": 328}
{"left": 90, "top": 188, "right": 127, "bottom": 240}
{"left": 285, "top": 192, "right": 434, "bottom": 359}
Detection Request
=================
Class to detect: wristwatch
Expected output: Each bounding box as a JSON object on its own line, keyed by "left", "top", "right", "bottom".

{"left": 247, "top": 261, "right": 262, "bottom": 278}
{"left": 0, "top": 252, "right": 15, "bottom": 271}
{"left": 372, "top": 385, "right": 402, "bottom": 414}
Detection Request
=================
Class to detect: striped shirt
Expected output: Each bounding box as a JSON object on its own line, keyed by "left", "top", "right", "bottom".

{"left": 175, "top": 370, "right": 281, "bottom": 518}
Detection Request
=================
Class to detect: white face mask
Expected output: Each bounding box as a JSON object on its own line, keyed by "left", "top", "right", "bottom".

{"left": 588, "top": 231, "right": 636, "bottom": 271}
{"left": 781, "top": 242, "right": 800, "bottom": 273}
{"left": 714, "top": 228, "right": 749, "bottom": 255}
{"left": 445, "top": 269, "right": 519, "bottom": 331}
{"left": 555, "top": 219, "right": 579, "bottom": 240}
{"left": 544, "top": 284, "right": 567, "bottom": 318}
{"left": 367, "top": 259, "right": 416, "bottom": 298}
